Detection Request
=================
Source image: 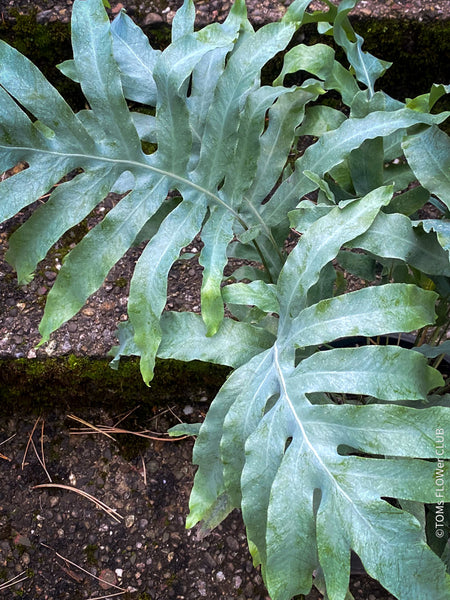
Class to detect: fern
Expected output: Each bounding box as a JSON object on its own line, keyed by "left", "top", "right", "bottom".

{"left": 1, "top": 0, "right": 450, "bottom": 598}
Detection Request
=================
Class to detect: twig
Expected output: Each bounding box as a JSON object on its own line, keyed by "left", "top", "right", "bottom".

{"left": 34, "top": 484, "right": 123, "bottom": 523}
{"left": 22, "top": 416, "right": 41, "bottom": 469}
{"left": 41, "top": 543, "right": 126, "bottom": 592}
{"left": 0, "top": 451, "right": 11, "bottom": 461}
{"left": 68, "top": 416, "right": 188, "bottom": 442}
{"left": 113, "top": 405, "right": 141, "bottom": 427}
{"left": 0, "top": 571, "right": 29, "bottom": 591}
{"left": 40, "top": 419, "right": 52, "bottom": 483}
{"left": 67, "top": 414, "right": 115, "bottom": 441}
{"left": 88, "top": 591, "right": 128, "bottom": 600}
{"left": 30, "top": 437, "right": 52, "bottom": 483}
{"left": 167, "top": 405, "right": 184, "bottom": 424}
{"left": 140, "top": 455, "right": 147, "bottom": 486}
{"left": 0, "top": 433, "right": 16, "bottom": 446}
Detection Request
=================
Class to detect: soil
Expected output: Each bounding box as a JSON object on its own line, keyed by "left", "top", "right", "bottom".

{"left": 0, "top": 403, "right": 400, "bottom": 600}
{"left": 0, "top": 1, "right": 448, "bottom": 599}
{"left": 0, "top": 0, "right": 449, "bottom": 29}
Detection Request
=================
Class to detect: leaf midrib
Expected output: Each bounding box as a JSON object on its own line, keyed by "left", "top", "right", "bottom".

{"left": 273, "top": 342, "right": 378, "bottom": 539}
{"left": 0, "top": 143, "right": 242, "bottom": 222}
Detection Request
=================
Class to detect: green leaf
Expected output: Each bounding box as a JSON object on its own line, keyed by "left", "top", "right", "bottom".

{"left": 403, "top": 125, "right": 450, "bottom": 210}
{"left": 383, "top": 185, "right": 430, "bottom": 216}
{"left": 171, "top": 0, "right": 195, "bottom": 41}
{"left": 187, "top": 350, "right": 275, "bottom": 530}
{"left": 417, "top": 219, "right": 450, "bottom": 259}
{"left": 71, "top": 0, "right": 143, "bottom": 156}
{"left": 348, "top": 137, "right": 384, "bottom": 196}
{"left": 110, "top": 9, "right": 161, "bottom": 104}
{"left": 199, "top": 206, "right": 234, "bottom": 336}
{"left": 336, "top": 249, "right": 376, "bottom": 281}
{"left": 128, "top": 195, "right": 207, "bottom": 383}
{"left": 332, "top": 0, "right": 391, "bottom": 96}
{"left": 296, "top": 105, "right": 347, "bottom": 137}
{"left": 262, "top": 108, "right": 449, "bottom": 228}
{"left": 290, "top": 345, "right": 443, "bottom": 400}
{"left": 169, "top": 422, "right": 201, "bottom": 437}
{"left": 277, "top": 186, "right": 393, "bottom": 330}
{"left": 413, "top": 340, "right": 450, "bottom": 359}
{"left": 350, "top": 212, "right": 450, "bottom": 276}
{"left": 188, "top": 176, "right": 449, "bottom": 600}
{"left": 274, "top": 42, "right": 359, "bottom": 106}
{"left": 39, "top": 180, "right": 170, "bottom": 341}
{"left": 244, "top": 83, "right": 323, "bottom": 209}
{"left": 406, "top": 83, "right": 450, "bottom": 113}
{"left": 0, "top": 41, "right": 94, "bottom": 149}
{"left": 286, "top": 284, "right": 438, "bottom": 349}
{"left": 222, "top": 281, "right": 280, "bottom": 313}
{"left": 6, "top": 167, "right": 117, "bottom": 284}
{"left": 109, "top": 312, "right": 274, "bottom": 369}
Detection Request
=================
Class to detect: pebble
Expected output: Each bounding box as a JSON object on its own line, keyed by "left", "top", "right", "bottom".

{"left": 226, "top": 535, "right": 240, "bottom": 552}
{"left": 143, "top": 12, "right": 163, "bottom": 24}
{"left": 99, "top": 568, "right": 117, "bottom": 590}
{"left": 125, "top": 515, "right": 135, "bottom": 528}
{"left": 196, "top": 580, "right": 207, "bottom": 596}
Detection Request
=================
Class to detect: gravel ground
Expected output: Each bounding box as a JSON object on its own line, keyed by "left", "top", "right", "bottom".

{"left": 0, "top": 404, "right": 398, "bottom": 600}
{"left": 0, "top": 0, "right": 449, "bottom": 28}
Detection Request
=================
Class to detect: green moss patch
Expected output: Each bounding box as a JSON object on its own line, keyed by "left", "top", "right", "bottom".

{"left": 0, "top": 356, "right": 229, "bottom": 417}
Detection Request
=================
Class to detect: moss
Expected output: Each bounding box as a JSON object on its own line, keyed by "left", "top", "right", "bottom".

{"left": 0, "top": 355, "right": 230, "bottom": 417}
{"left": 114, "top": 277, "right": 128, "bottom": 289}
{"left": 264, "top": 18, "right": 450, "bottom": 107}
{"left": 355, "top": 18, "right": 450, "bottom": 103}
{"left": 1, "top": 11, "right": 448, "bottom": 108}
{"left": 0, "top": 11, "right": 85, "bottom": 111}
{"left": 84, "top": 544, "right": 99, "bottom": 566}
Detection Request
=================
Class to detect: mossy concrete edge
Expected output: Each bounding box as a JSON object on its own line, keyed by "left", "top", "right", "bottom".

{"left": 0, "top": 355, "right": 230, "bottom": 416}
{"left": 0, "top": 14, "right": 449, "bottom": 112}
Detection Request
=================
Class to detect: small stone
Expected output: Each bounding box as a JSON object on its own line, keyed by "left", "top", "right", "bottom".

{"left": 143, "top": 12, "right": 163, "bottom": 25}
{"left": 125, "top": 515, "right": 135, "bottom": 528}
{"left": 111, "top": 2, "right": 123, "bottom": 14}
{"left": 82, "top": 307, "right": 95, "bottom": 316}
{"left": 233, "top": 575, "right": 242, "bottom": 589}
{"left": 183, "top": 405, "right": 194, "bottom": 415}
{"left": 196, "top": 580, "right": 207, "bottom": 597}
{"left": 226, "top": 535, "right": 240, "bottom": 552}
{"left": 368, "top": 595, "right": 376, "bottom": 600}
{"left": 245, "top": 582, "right": 254, "bottom": 596}
{"left": 45, "top": 271, "right": 57, "bottom": 281}
{"left": 44, "top": 339, "right": 57, "bottom": 356}
{"left": 99, "top": 568, "right": 117, "bottom": 590}
{"left": 37, "top": 286, "right": 48, "bottom": 296}
{"left": 68, "top": 322, "right": 78, "bottom": 333}
{"left": 216, "top": 571, "right": 226, "bottom": 582}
